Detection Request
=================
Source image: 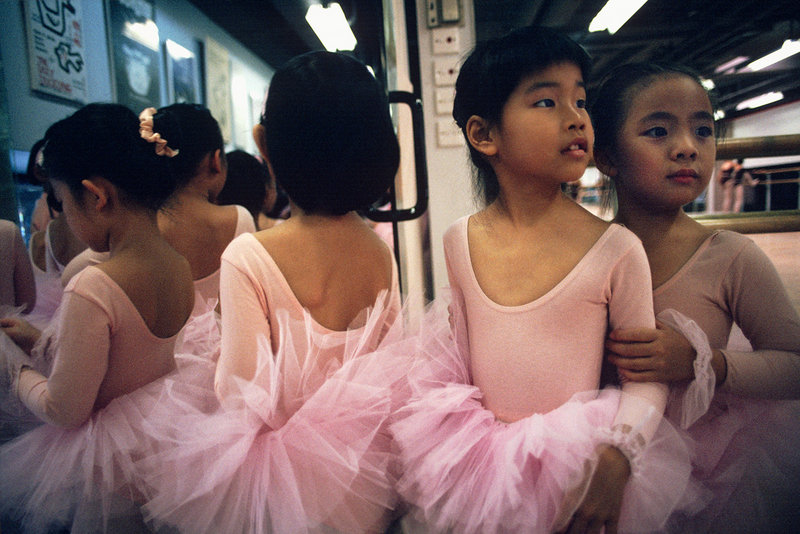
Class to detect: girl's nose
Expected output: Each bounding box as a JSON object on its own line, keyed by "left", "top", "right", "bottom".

{"left": 672, "top": 132, "right": 698, "bottom": 160}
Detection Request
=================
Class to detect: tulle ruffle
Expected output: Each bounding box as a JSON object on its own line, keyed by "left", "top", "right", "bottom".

{"left": 658, "top": 310, "right": 800, "bottom": 532}
{"left": 0, "top": 372, "right": 181, "bottom": 533}
{"left": 391, "top": 295, "right": 704, "bottom": 534}
{"left": 138, "top": 294, "right": 407, "bottom": 534}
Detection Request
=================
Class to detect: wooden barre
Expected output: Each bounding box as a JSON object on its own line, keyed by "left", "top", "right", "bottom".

{"left": 693, "top": 210, "right": 800, "bottom": 234}
{"left": 717, "top": 134, "right": 800, "bottom": 159}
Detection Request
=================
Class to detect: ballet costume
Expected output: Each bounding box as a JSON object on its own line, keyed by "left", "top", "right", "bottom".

{"left": 136, "top": 233, "right": 407, "bottom": 534}
{"left": 390, "top": 218, "right": 705, "bottom": 534}
{"left": 0, "top": 267, "right": 184, "bottom": 533}
{"left": 651, "top": 230, "right": 800, "bottom": 533}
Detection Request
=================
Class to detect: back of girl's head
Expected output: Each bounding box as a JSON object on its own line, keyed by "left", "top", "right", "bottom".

{"left": 261, "top": 51, "right": 399, "bottom": 216}
{"left": 453, "top": 25, "right": 591, "bottom": 205}
{"left": 591, "top": 62, "right": 712, "bottom": 158}
{"left": 217, "top": 149, "right": 269, "bottom": 219}
{"left": 151, "top": 103, "right": 224, "bottom": 188}
{"left": 42, "top": 103, "right": 175, "bottom": 211}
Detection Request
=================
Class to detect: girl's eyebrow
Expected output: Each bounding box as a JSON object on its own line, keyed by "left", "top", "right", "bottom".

{"left": 640, "top": 110, "right": 715, "bottom": 123}
{"left": 523, "top": 80, "right": 586, "bottom": 94}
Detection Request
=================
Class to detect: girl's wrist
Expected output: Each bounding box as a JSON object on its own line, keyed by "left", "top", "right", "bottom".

{"left": 711, "top": 349, "right": 728, "bottom": 386}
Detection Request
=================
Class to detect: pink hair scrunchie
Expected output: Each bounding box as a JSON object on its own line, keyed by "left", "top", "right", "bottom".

{"left": 139, "top": 107, "right": 179, "bottom": 157}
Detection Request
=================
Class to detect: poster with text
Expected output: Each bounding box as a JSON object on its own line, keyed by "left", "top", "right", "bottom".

{"left": 204, "top": 37, "right": 231, "bottom": 143}
{"left": 25, "top": 0, "right": 88, "bottom": 103}
{"left": 106, "top": 0, "right": 160, "bottom": 112}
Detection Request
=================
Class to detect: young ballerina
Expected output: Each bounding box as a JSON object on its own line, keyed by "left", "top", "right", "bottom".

{"left": 0, "top": 103, "right": 194, "bottom": 532}
{"left": 594, "top": 62, "right": 800, "bottom": 532}
{"left": 138, "top": 51, "right": 405, "bottom": 533}
{"left": 62, "top": 103, "right": 255, "bottom": 317}
{"left": 390, "top": 26, "right": 700, "bottom": 534}
{"left": 0, "top": 219, "right": 36, "bottom": 313}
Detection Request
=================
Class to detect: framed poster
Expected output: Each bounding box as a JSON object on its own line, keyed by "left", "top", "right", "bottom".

{"left": 165, "top": 39, "right": 198, "bottom": 104}
{"left": 105, "top": 0, "right": 160, "bottom": 112}
{"left": 204, "top": 37, "right": 231, "bottom": 143}
{"left": 24, "top": 0, "right": 88, "bottom": 103}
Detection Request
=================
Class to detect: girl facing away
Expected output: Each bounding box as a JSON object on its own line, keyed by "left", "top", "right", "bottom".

{"left": 390, "top": 26, "right": 701, "bottom": 534}
{"left": 0, "top": 103, "right": 194, "bottom": 532}
{"left": 137, "top": 51, "right": 406, "bottom": 534}
{"left": 62, "top": 103, "right": 256, "bottom": 318}
{"left": 594, "top": 62, "right": 800, "bottom": 532}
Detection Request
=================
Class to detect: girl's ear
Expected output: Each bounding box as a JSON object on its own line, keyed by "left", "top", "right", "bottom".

{"left": 465, "top": 115, "right": 498, "bottom": 157}
{"left": 81, "top": 179, "right": 109, "bottom": 211}
{"left": 252, "top": 123, "right": 278, "bottom": 185}
{"left": 593, "top": 148, "right": 618, "bottom": 177}
{"left": 252, "top": 124, "right": 269, "bottom": 161}
{"left": 210, "top": 149, "right": 224, "bottom": 175}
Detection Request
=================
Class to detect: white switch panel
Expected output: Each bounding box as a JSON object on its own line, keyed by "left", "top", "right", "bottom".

{"left": 435, "top": 87, "right": 455, "bottom": 115}
{"left": 437, "top": 119, "right": 463, "bottom": 147}
{"left": 433, "top": 57, "right": 460, "bottom": 86}
{"left": 432, "top": 27, "right": 459, "bottom": 55}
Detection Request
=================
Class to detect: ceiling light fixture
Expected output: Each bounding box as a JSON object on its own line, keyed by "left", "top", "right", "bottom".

{"left": 305, "top": 2, "right": 357, "bottom": 52}
{"left": 713, "top": 56, "right": 749, "bottom": 74}
{"left": 588, "top": 0, "right": 648, "bottom": 35}
{"left": 735, "top": 91, "right": 784, "bottom": 111}
{"left": 742, "top": 39, "right": 800, "bottom": 72}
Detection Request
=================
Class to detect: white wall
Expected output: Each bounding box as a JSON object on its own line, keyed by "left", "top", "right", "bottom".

{"left": 415, "top": 0, "right": 476, "bottom": 296}
{"left": 0, "top": 0, "right": 273, "bottom": 155}
{"left": 730, "top": 99, "right": 800, "bottom": 169}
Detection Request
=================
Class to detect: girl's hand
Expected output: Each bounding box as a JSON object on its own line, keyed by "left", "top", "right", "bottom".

{"left": 0, "top": 317, "right": 41, "bottom": 355}
{"left": 605, "top": 320, "right": 696, "bottom": 383}
{"left": 556, "top": 445, "right": 631, "bottom": 534}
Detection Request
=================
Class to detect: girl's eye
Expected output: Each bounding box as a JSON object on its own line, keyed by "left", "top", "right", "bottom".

{"left": 576, "top": 99, "right": 586, "bottom": 109}
{"left": 643, "top": 126, "right": 668, "bottom": 138}
{"left": 696, "top": 125, "right": 714, "bottom": 138}
{"left": 533, "top": 99, "right": 555, "bottom": 108}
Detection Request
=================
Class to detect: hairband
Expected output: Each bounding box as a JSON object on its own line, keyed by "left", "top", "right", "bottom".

{"left": 139, "top": 107, "right": 179, "bottom": 157}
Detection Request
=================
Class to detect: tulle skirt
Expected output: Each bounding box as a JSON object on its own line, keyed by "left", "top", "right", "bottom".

{"left": 389, "top": 296, "right": 705, "bottom": 534}
{"left": 654, "top": 311, "right": 800, "bottom": 533}
{"left": 137, "top": 304, "right": 408, "bottom": 534}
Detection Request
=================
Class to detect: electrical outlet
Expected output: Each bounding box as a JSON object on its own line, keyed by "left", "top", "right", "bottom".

{"left": 433, "top": 57, "right": 460, "bottom": 86}
{"left": 432, "top": 27, "right": 459, "bottom": 55}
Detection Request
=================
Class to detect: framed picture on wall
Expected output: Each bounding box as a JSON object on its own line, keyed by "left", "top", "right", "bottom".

{"left": 204, "top": 36, "right": 232, "bottom": 143}
{"left": 105, "top": 0, "right": 161, "bottom": 112}
{"left": 164, "top": 39, "right": 198, "bottom": 104}
{"left": 24, "top": 0, "right": 89, "bottom": 103}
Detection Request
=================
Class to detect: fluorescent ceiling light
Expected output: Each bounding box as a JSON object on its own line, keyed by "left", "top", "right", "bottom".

{"left": 714, "top": 56, "right": 749, "bottom": 73}
{"left": 735, "top": 91, "right": 784, "bottom": 111}
{"left": 742, "top": 39, "right": 800, "bottom": 71}
{"left": 589, "top": 0, "right": 648, "bottom": 35}
{"left": 701, "top": 78, "right": 715, "bottom": 90}
{"left": 305, "top": 3, "right": 357, "bottom": 52}
{"left": 714, "top": 109, "right": 726, "bottom": 120}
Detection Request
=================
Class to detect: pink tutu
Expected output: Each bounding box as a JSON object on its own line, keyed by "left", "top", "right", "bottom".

{"left": 390, "top": 296, "right": 705, "bottom": 534}
{"left": 658, "top": 310, "right": 800, "bottom": 532}
{"left": 0, "top": 370, "right": 189, "bottom": 533}
{"left": 137, "top": 301, "right": 407, "bottom": 534}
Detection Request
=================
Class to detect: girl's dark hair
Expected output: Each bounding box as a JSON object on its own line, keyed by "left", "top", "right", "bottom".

{"left": 23, "top": 138, "right": 47, "bottom": 186}
{"left": 217, "top": 149, "right": 269, "bottom": 221}
{"left": 453, "top": 25, "right": 591, "bottom": 205}
{"left": 42, "top": 103, "right": 176, "bottom": 211}
{"left": 590, "top": 62, "right": 719, "bottom": 212}
{"left": 151, "top": 103, "right": 225, "bottom": 189}
{"left": 261, "top": 51, "right": 399, "bottom": 216}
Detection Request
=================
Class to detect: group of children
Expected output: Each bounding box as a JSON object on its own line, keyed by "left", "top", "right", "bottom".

{"left": 0, "top": 25, "right": 798, "bottom": 534}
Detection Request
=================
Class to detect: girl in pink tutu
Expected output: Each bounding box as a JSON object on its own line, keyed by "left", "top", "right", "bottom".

{"left": 138, "top": 51, "right": 405, "bottom": 533}
{"left": 0, "top": 103, "right": 194, "bottom": 532}
{"left": 390, "top": 26, "right": 701, "bottom": 534}
{"left": 595, "top": 62, "right": 800, "bottom": 532}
